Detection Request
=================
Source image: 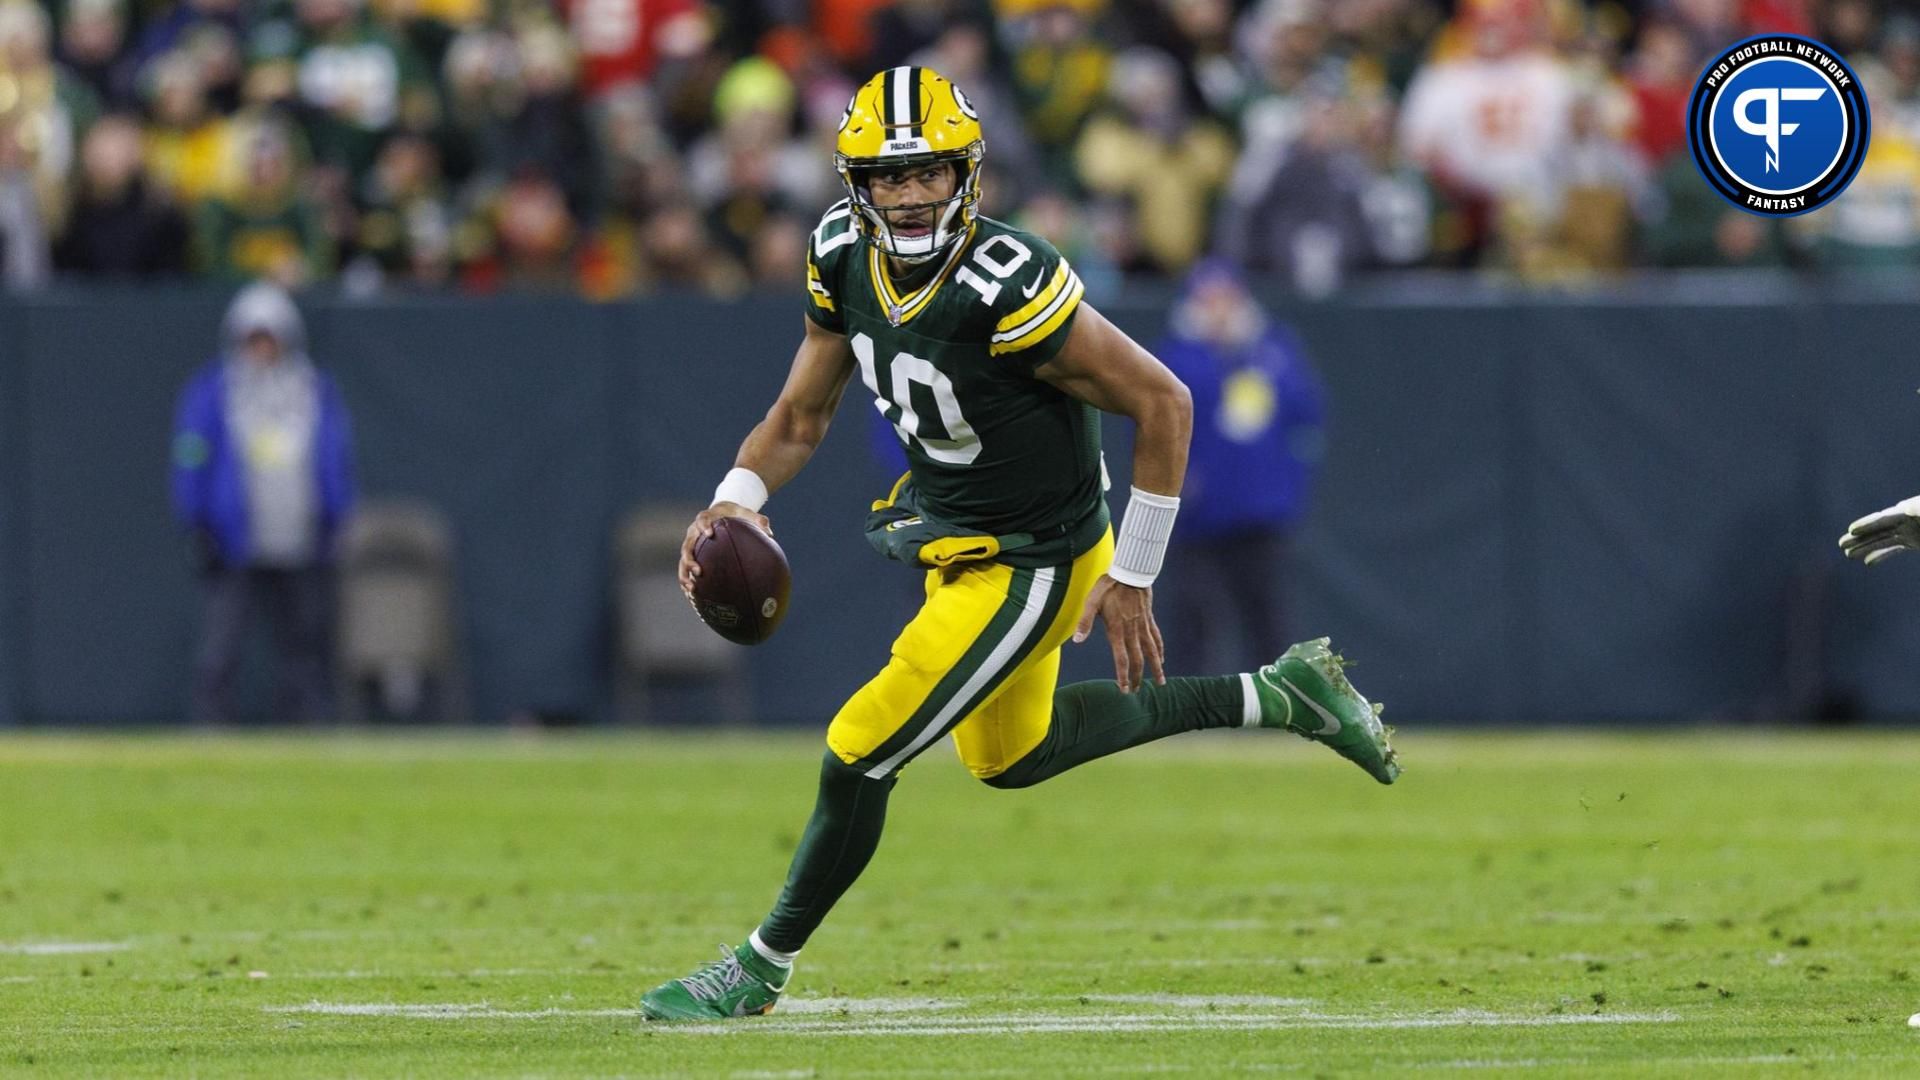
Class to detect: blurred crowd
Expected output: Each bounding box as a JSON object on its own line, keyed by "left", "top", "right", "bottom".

{"left": 3, "top": 0, "right": 1919, "bottom": 297}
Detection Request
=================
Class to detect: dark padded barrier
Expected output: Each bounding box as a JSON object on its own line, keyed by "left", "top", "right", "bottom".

{"left": 2, "top": 284, "right": 1917, "bottom": 726}
{"left": 0, "top": 299, "right": 20, "bottom": 728}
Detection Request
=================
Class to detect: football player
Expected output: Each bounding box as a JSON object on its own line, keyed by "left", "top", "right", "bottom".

{"left": 640, "top": 67, "right": 1400, "bottom": 1021}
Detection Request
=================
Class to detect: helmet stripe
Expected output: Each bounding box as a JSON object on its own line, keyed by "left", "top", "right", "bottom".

{"left": 891, "top": 65, "right": 911, "bottom": 129}
{"left": 909, "top": 67, "right": 924, "bottom": 138}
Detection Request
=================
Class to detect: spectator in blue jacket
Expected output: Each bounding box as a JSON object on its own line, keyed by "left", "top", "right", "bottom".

{"left": 171, "top": 281, "right": 355, "bottom": 724}
{"left": 1156, "top": 258, "right": 1325, "bottom": 674}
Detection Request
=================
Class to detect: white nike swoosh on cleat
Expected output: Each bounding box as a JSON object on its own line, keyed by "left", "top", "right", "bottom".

{"left": 1277, "top": 675, "right": 1341, "bottom": 736}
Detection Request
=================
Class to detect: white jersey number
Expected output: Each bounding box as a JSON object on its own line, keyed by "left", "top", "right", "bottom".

{"left": 954, "top": 234, "right": 1032, "bottom": 306}
{"left": 852, "top": 332, "right": 982, "bottom": 465}
{"left": 813, "top": 202, "right": 857, "bottom": 257}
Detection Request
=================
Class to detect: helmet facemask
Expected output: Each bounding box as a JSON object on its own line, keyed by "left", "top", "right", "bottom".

{"left": 837, "top": 146, "right": 984, "bottom": 264}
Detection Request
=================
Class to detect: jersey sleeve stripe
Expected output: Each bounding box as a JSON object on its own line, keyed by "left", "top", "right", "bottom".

{"left": 990, "top": 268, "right": 1083, "bottom": 355}
{"left": 806, "top": 259, "right": 835, "bottom": 311}
{"left": 991, "top": 267, "right": 1079, "bottom": 347}
{"left": 993, "top": 263, "right": 1069, "bottom": 335}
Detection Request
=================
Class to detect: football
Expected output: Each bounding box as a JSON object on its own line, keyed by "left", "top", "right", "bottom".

{"left": 689, "top": 516, "right": 792, "bottom": 645}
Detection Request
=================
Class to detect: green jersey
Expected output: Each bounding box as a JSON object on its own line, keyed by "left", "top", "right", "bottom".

{"left": 805, "top": 202, "right": 1108, "bottom": 565}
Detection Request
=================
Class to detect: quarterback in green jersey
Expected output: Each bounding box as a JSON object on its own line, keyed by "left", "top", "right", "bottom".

{"left": 639, "top": 66, "right": 1400, "bottom": 1022}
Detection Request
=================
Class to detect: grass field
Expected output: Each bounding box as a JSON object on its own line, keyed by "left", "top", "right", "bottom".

{"left": 3, "top": 730, "right": 1919, "bottom": 1077}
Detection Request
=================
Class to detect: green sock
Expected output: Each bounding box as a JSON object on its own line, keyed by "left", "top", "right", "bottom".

{"left": 985, "top": 675, "right": 1246, "bottom": 789}
{"left": 757, "top": 676, "right": 1246, "bottom": 947}
{"left": 757, "top": 749, "right": 896, "bottom": 954}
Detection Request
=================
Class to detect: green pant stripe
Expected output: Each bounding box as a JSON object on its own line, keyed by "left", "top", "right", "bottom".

{"left": 861, "top": 563, "right": 1059, "bottom": 778}
{"left": 923, "top": 555, "right": 1074, "bottom": 748}
{"left": 859, "top": 566, "right": 1034, "bottom": 774}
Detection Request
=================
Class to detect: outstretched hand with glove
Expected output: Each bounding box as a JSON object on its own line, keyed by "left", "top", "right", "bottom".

{"left": 1840, "top": 495, "right": 1920, "bottom": 566}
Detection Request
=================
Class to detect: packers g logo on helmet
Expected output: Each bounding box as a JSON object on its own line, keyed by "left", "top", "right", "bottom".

{"left": 834, "top": 67, "right": 986, "bottom": 263}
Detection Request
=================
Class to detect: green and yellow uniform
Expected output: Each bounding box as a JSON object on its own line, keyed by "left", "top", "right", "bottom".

{"left": 639, "top": 65, "right": 1395, "bottom": 1024}
{"left": 805, "top": 200, "right": 1114, "bottom": 780}
{"left": 806, "top": 201, "right": 1105, "bottom": 556}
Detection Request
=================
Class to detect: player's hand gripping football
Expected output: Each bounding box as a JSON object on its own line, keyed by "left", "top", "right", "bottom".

{"left": 1073, "top": 576, "right": 1166, "bottom": 693}
{"left": 680, "top": 502, "right": 773, "bottom": 595}
{"left": 1839, "top": 495, "right": 1920, "bottom": 566}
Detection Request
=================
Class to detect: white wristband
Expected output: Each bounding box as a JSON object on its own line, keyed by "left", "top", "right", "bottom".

{"left": 1108, "top": 486, "right": 1180, "bottom": 588}
{"left": 712, "top": 467, "right": 768, "bottom": 512}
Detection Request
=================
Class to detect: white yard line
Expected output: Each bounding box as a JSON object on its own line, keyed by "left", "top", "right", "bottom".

{"left": 930, "top": 957, "right": 1343, "bottom": 972}
{"left": 1419, "top": 1053, "right": 1808, "bottom": 1071}
{"left": 269, "top": 1003, "right": 641, "bottom": 1020}
{"left": 666, "top": 1010, "right": 1681, "bottom": 1038}
{"left": 733, "top": 1060, "right": 1305, "bottom": 1068}
{"left": 267, "top": 997, "right": 961, "bottom": 1019}
{"left": 0, "top": 966, "right": 635, "bottom": 984}
{"left": 0, "top": 941, "right": 129, "bottom": 956}
{"left": 1081, "top": 994, "right": 1313, "bottom": 1008}
{"left": 265, "top": 968, "right": 616, "bottom": 980}
{"left": 929, "top": 949, "right": 1670, "bottom": 974}
{"left": 265, "top": 997, "right": 1679, "bottom": 1038}
{"left": 774, "top": 997, "right": 961, "bottom": 1015}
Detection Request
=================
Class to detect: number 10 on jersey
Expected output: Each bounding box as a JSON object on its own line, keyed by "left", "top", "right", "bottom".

{"left": 849, "top": 234, "right": 1038, "bottom": 466}
{"left": 852, "top": 333, "right": 981, "bottom": 465}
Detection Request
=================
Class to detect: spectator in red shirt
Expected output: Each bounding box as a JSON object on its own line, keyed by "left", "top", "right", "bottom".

{"left": 557, "top": 0, "right": 705, "bottom": 99}
{"left": 1626, "top": 20, "right": 1695, "bottom": 166}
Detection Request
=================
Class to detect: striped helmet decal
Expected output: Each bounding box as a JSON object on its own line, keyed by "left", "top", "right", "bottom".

{"left": 909, "top": 67, "right": 923, "bottom": 137}
{"left": 882, "top": 65, "right": 924, "bottom": 137}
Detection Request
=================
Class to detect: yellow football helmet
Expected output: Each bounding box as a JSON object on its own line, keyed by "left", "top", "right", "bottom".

{"left": 834, "top": 66, "right": 986, "bottom": 262}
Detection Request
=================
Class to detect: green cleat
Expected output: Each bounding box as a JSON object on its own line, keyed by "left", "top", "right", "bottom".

{"left": 639, "top": 943, "right": 789, "bottom": 1021}
{"left": 1252, "top": 637, "right": 1401, "bottom": 785}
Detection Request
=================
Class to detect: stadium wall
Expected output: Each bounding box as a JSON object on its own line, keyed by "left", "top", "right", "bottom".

{"left": 0, "top": 300, "right": 19, "bottom": 729}
{"left": 2, "top": 285, "right": 1917, "bottom": 728}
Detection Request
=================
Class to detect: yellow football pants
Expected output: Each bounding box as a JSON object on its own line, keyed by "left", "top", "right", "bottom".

{"left": 825, "top": 531, "right": 1114, "bottom": 780}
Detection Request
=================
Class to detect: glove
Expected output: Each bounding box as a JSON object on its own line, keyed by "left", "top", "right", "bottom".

{"left": 1839, "top": 495, "right": 1920, "bottom": 566}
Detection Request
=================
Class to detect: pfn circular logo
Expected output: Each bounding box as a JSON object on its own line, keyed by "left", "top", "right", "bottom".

{"left": 1688, "top": 35, "right": 1869, "bottom": 216}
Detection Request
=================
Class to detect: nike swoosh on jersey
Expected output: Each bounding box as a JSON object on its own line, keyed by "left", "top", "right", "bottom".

{"left": 1020, "top": 267, "right": 1046, "bottom": 298}
{"left": 1271, "top": 672, "right": 1341, "bottom": 735}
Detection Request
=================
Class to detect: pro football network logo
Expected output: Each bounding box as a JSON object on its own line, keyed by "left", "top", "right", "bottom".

{"left": 1687, "top": 35, "right": 1869, "bottom": 216}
